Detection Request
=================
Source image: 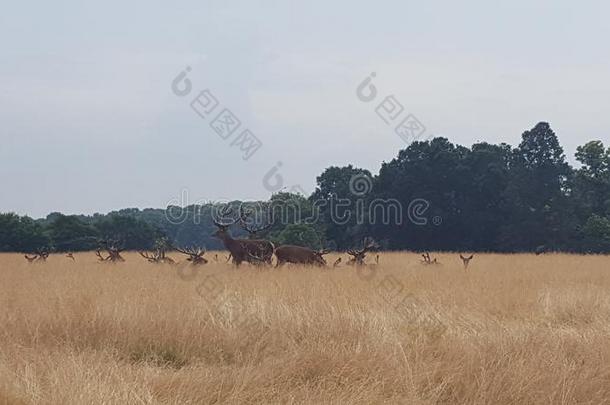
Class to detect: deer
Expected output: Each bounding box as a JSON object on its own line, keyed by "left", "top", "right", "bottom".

{"left": 212, "top": 206, "right": 274, "bottom": 266}
{"left": 139, "top": 238, "right": 176, "bottom": 264}
{"left": 459, "top": 254, "right": 474, "bottom": 269}
{"left": 175, "top": 246, "right": 208, "bottom": 265}
{"left": 421, "top": 252, "right": 440, "bottom": 266}
{"left": 24, "top": 249, "right": 49, "bottom": 263}
{"left": 273, "top": 245, "right": 330, "bottom": 267}
{"left": 138, "top": 250, "right": 176, "bottom": 265}
{"left": 96, "top": 240, "right": 125, "bottom": 263}
{"left": 239, "top": 207, "right": 272, "bottom": 239}
{"left": 346, "top": 238, "right": 378, "bottom": 266}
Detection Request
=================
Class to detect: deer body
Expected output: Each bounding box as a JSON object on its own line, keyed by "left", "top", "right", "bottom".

{"left": 213, "top": 207, "right": 274, "bottom": 266}
{"left": 215, "top": 231, "right": 274, "bottom": 266}
{"left": 274, "top": 245, "right": 328, "bottom": 267}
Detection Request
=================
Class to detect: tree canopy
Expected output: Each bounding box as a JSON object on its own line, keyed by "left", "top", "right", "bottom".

{"left": 2, "top": 122, "right": 609, "bottom": 254}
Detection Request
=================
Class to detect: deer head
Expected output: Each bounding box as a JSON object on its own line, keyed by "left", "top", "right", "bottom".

{"left": 314, "top": 249, "right": 330, "bottom": 266}
{"left": 347, "top": 238, "right": 378, "bottom": 266}
{"left": 212, "top": 205, "right": 275, "bottom": 266}
{"left": 460, "top": 254, "right": 474, "bottom": 269}
{"left": 175, "top": 246, "right": 208, "bottom": 265}
{"left": 212, "top": 206, "right": 238, "bottom": 240}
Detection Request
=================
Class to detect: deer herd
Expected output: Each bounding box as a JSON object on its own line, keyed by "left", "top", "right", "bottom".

{"left": 22, "top": 206, "right": 475, "bottom": 270}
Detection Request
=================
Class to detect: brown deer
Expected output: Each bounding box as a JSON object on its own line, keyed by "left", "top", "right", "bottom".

{"left": 24, "top": 249, "right": 49, "bottom": 263}
{"left": 346, "top": 238, "right": 378, "bottom": 266}
{"left": 139, "top": 238, "right": 176, "bottom": 264}
{"left": 273, "top": 245, "right": 330, "bottom": 267}
{"left": 96, "top": 240, "right": 125, "bottom": 263}
{"left": 459, "top": 254, "right": 474, "bottom": 269}
{"left": 138, "top": 250, "right": 176, "bottom": 265}
{"left": 175, "top": 246, "right": 208, "bottom": 265}
{"left": 239, "top": 207, "right": 272, "bottom": 239}
{"left": 421, "top": 252, "right": 440, "bottom": 265}
{"left": 212, "top": 206, "right": 274, "bottom": 266}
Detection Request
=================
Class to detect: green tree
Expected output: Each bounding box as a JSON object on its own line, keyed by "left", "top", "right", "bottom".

{"left": 311, "top": 166, "right": 372, "bottom": 249}
{"left": 573, "top": 141, "right": 610, "bottom": 218}
{"left": 47, "top": 214, "right": 99, "bottom": 251}
{"left": 373, "top": 138, "right": 472, "bottom": 250}
{"left": 0, "top": 213, "right": 49, "bottom": 252}
{"left": 94, "top": 215, "right": 161, "bottom": 250}
{"left": 581, "top": 215, "right": 610, "bottom": 253}
{"left": 499, "top": 122, "right": 574, "bottom": 251}
{"left": 273, "top": 224, "right": 323, "bottom": 250}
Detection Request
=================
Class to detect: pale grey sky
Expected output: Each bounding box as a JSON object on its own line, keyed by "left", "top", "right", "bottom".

{"left": 1, "top": 0, "right": 609, "bottom": 218}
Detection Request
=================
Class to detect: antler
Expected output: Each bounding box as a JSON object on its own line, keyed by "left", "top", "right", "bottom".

{"left": 139, "top": 251, "right": 157, "bottom": 262}
{"left": 97, "top": 239, "right": 125, "bottom": 263}
{"left": 24, "top": 254, "right": 39, "bottom": 263}
{"left": 174, "top": 246, "right": 204, "bottom": 256}
{"left": 239, "top": 207, "right": 272, "bottom": 237}
{"left": 246, "top": 247, "right": 269, "bottom": 265}
{"left": 175, "top": 246, "right": 208, "bottom": 265}
{"left": 348, "top": 237, "right": 378, "bottom": 257}
{"left": 361, "top": 237, "right": 378, "bottom": 253}
{"left": 346, "top": 237, "right": 378, "bottom": 266}
{"left": 95, "top": 250, "right": 109, "bottom": 262}
{"left": 213, "top": 205, "right": 238, "bottom": 228}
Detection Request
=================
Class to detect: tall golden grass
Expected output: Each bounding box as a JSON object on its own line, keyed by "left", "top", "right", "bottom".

{"left": 1, "top": 252, "right": 610, "bottom": 404}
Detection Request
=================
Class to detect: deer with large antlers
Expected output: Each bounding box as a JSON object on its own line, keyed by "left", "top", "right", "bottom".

{"left": 138, "top": 238, "right": 176, "bottom": 264}
{"left": 421, "top": 252, "right": 440, "bottom": 266}
{"left": 138, "top": 250, "right": 176, "bottom": 265}
{"left": 96, "top": 240, "right": 125, "bottom": 263}
{"left": 459, "top": 254, "right": 474, "bottom": 269}
{"left": 346, "top": 238, "right": 378, "bottom": 266}
{"left": 24, "top": 248, "right": 50, "bottom": 263}
{"left": 212, "top": 206, "right": 274, "bottom": 266}
{"left": 175, "top": 246, "right": 208, "bottom": 265}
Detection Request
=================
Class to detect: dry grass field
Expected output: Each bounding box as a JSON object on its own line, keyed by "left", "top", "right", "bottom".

{"left": 1, "top": 252, "right": 610, "bottom": 404}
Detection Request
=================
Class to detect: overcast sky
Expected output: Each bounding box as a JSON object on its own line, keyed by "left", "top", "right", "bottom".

{"left": 2, "top": 0, "right": 609, "bottom": 218}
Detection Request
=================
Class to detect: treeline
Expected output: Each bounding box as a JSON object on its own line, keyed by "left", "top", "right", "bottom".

{"left": 1, "top": 122, "right": 609, "bottom": 253}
